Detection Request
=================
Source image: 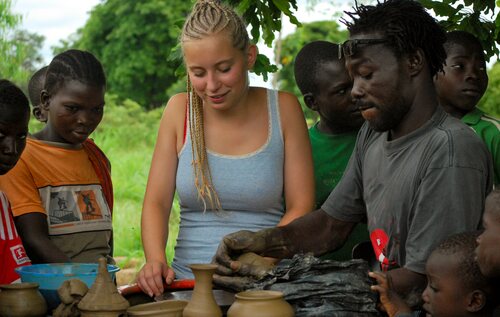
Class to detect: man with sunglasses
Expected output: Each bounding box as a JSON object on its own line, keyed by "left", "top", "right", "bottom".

{"left": 213, "top": 0, "right": 493, "bottom": 306}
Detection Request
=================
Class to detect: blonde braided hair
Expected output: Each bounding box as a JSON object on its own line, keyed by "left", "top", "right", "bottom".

{"left": 182, "top": 0, "right": 249, "bottom": 211}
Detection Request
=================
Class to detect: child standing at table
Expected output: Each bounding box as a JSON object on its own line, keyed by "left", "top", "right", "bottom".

{"left": 0, "top": 79, "right": 32, "bottom": 284}
{"left": 370, "top": 231, "right": 499, "bottom": 317}
{"left": 0, "top": 50, "right": 114, "bottom": 264}
{"left": 293, "top": 40, "right": 368, "bottom": 261}
{"left": 434, "top": 30, "right": 499, "bottom": 186}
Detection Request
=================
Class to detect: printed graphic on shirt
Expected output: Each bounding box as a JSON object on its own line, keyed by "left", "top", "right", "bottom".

{"left": 39, "top": 184, "right": 111, "bottom": 235}
{"left": 10, "top": 244, "right": 30, "bottom": 265}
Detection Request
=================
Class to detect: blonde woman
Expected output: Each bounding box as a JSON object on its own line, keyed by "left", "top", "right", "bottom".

{"left": 137, "top": 0, "right": 314, "bottom": 297}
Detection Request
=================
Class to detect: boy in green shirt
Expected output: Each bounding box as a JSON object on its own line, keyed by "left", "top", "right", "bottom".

{"left": 435, "top": 30, "right": 499, "bottom": 185}
{"left": 293, "top": 40, "right": 368, "bottom": 260}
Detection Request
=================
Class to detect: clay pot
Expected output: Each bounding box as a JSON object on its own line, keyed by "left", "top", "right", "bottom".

{"left": 127, "top": 300, "right": 188, "bottom": 316}
{"left": 0, "top": 282, "right": 47, "bottom": 317}
{"left": 227, "top": 290, "right": 294, "bottom": 317}
{"left": 77, "top": 258, "right": 129, "bottom": 316}
{"left": 182, "top": 264, "right": 222, "bottom": 317}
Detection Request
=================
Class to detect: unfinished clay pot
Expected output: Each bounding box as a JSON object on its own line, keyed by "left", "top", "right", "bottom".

{"left": 0, "top": 282, "right": 47, "bottom": 317}
{"left": 77, "top": 258, "right": 129, "bottom": 316}
{"left": 58, "top": 278, "right": 89, "bottom": 305}
{"left": 227, "top": 290, "right": 294, "bottom": 317}
{"left": 182, "top": 264, "right": 222, "bottom": 317}
{"left": 127, "top": 300, "right": 188, "bottom": 316}
{"left": 53, "top": 278, "right": 89, "bottom": 317}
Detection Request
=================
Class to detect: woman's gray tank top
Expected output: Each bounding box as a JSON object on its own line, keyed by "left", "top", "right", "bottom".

{"left": 173, "top": 89, "right": 285, "bottom": 279}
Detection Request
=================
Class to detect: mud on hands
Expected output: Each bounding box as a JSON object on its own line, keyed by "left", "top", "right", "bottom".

{"left": 212, "top": 228, "right": 287, "bottom": 292}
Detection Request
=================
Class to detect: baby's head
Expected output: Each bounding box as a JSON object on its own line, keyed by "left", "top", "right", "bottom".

{"left": 423, "top": 231, "right": 496, "bottom": 317}
{"left": 476, "top": 189, "right": 500, "bottom": 278}
{"left": 0, "top": 79, "right": 30, "bottom": 175}
{"left": 434, "top": 30, "right": 488, "bottom": 118}
{"left": 294, "top": 40, "right": 364, "bottom": 133}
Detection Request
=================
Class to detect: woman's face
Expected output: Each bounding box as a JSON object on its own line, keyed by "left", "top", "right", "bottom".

{"left": 183, "top": 32, "right": 256, "bottom": 112}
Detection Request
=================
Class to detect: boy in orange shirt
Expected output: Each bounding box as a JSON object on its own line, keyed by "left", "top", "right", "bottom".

{"left": 0, "top": 50, "right": 113, "bottom": 264}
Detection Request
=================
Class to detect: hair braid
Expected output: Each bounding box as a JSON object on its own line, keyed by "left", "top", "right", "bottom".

{"left": 181, "top": 0, "right": 250, "bottom": 211}
{"left": 44, "top": 49, "right": 106, "bottom": 96}
{"left": 187, "top": 76, "right": 222, "bottom": 211}
{"left": 182, "top": 0, "right": 249, "bottom": 50}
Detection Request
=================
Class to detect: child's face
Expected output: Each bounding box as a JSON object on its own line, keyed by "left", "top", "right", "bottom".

{"left": 422, "top": 252, "right": 469, "bottom": 317}
{"left": 0, "top": 110, "right": 29, "bottom": 175}
{"left": 183, "top": 32, "right": 256, "bottom": 111}
{"left": 434, "top": 43, "right": 488, "bottom": 117}
{"left": 42, "top": 80, "right": 105, "bottom": 145}
{"left": 476, "top": 198, "right": 500, "bottom": 278}
{"left": 313, "top": 60, "right": 364, "bottom": 132}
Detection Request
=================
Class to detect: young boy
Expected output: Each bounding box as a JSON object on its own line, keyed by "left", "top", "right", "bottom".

{"left": 293, "top": 40, "right": 368, "bottom": 261}
{"left": 476, "top": 189, "right": 500, "bottom": 278}
{"left": 27, "top": 66, "right": 48, "bottom": 123}
{"left": 370, "top": 231, "right": 498, "bottom": 317}
{"left": 434, "top": 30, "right": 499, "bottom": 185}
{"left": 0, "top": 79, "right": 32, "bottom": 283}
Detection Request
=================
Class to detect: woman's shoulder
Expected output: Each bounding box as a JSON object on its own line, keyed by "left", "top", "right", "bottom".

{"left": 275, "top": 90, "right": 303, "bottom": 117}
{"left": 161, "top": 92, "right": 188, "bottom": 124}
{"left": 164, "top": 92, "right": 188, "bottom": 113}
{"left": 157, "top": 92, "right": 189, "bottom": 149}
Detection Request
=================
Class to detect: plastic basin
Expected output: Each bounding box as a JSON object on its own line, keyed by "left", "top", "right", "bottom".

{"left": 15, "top": 263, "right": 120, "bottom": 311}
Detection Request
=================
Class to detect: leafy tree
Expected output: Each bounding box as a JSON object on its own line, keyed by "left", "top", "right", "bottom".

{"left": 419, "top": 1, "right": 499, "bottom": 60}
{"left": 69, "top": 0, "right": 192, "bottom": 109}
{"left": 275, "top": 20, "right": 348, "bottom": 122}
{"left": 0, "top": 0, "right": 43, "bottom": 90}
{"left": 227, "top": 0, "right": 299, "bottom": 79}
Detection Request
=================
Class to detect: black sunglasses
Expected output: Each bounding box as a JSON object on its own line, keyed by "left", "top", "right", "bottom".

{"left": 339, "top": 39, "right": 388, "bottom": 59}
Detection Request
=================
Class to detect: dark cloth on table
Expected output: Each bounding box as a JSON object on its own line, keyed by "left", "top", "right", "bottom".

{"left": 250, "top": 254, "right": 382, "bottom": 317}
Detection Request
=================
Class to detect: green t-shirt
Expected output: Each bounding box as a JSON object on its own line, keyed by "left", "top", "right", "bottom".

{"left": 309, "top": 123, "right": 369, "bottom": 261}
{"left": 462, "top": 108, "right": 500, "bottom": 186}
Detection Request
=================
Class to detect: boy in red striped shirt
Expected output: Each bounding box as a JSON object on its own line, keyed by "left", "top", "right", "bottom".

{"left": 0, "top": 79, "right": 31, "bottom": 283}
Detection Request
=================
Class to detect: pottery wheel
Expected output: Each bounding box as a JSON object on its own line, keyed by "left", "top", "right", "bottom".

{"left": 157, "top": 289, "right": 234, "bottom": 309}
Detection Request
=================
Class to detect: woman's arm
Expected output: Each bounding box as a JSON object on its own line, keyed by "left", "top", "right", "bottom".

{"left": 137, "top": 93, "right": 186, "bottom": 297}
{"left": 277, "top": 91, "right": 315, "bottom": 226}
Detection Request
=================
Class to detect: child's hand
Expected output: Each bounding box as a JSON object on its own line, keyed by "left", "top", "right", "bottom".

{"left": 369, "top": 271, "right": 412, "bottom": 317}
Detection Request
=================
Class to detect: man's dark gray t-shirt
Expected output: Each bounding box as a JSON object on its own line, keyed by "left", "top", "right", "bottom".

{"left": 322, "top": 107, "right": 493, "bottom": 274}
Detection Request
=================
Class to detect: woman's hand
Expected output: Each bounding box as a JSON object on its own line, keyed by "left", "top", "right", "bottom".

{"left": 137, "top": 260, "right": 175, "bottom": 297}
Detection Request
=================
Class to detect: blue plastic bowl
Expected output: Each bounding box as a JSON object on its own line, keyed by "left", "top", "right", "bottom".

{"left": 15, "top": 263, "right": 120, "bottom": 311}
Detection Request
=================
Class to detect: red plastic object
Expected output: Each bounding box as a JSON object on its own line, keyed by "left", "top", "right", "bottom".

{"left": 118, "top": 279, "right": 195, "bottom": 296}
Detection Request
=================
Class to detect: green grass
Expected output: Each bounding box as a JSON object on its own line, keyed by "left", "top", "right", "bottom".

{"left": 29, "top": 95, "right": 181, "bottom": 266}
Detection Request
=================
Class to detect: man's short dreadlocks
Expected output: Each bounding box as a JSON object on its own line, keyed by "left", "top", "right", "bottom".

{"left": 342, "top": 0, "right": 446, "bottom": 77}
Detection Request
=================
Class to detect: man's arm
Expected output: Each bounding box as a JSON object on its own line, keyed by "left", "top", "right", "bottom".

{"left": 215, "top": 209, "right": 356, "bottom": 275}
{"left": 278, "top": 208, "right": 356, "bottom": 257}
{"left": 15, "top": 213, "right": 71, "bottom": 263}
